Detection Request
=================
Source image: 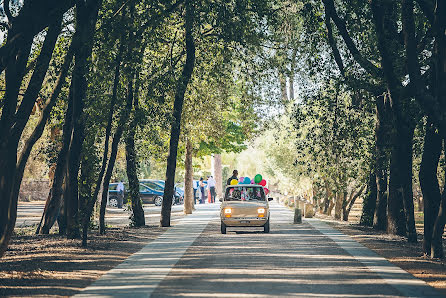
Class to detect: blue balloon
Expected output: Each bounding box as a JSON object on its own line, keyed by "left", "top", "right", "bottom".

{"left": 243, "top": 177, "right": 251, "bottom": 184}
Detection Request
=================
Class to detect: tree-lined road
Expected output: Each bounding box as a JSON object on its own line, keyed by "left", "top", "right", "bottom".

{"left": 76, "top": 202, "right": 441, "bottom": 297}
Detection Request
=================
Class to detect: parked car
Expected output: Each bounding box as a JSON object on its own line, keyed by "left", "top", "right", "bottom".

{"left": 108, "top": 182, "right": 165, "bottom": 206}
{"left": 140, "top": 179, "right": 184, "bottom": 205}
{"left": 220, "top": 184, "right": 273, "bottom": 234}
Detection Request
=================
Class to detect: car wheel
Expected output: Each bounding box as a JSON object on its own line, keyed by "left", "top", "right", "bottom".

{"left": 154, "top": 196, "right": 163, "bottom": 206}
{"left": 221, "top": 221, "right": 227, "bottom": 234}
{"left": 109, "top": 197, "right": 118, "bottom": 208}
{"left": 264, "top": 219, "right": 270, "bottom": 233}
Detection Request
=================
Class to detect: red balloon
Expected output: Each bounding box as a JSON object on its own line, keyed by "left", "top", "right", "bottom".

{"left": 264, "top": 187, "right": 269, "bottom": 195}
{"left": 259, "top": 179, "right": 266, "bottom": 186}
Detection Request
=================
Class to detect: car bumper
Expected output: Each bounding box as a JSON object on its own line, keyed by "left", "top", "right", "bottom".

{"left": 221, "top": 217, "right": 268, "bottom": 227}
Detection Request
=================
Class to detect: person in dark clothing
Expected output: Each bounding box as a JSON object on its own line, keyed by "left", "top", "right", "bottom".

{"left": 199, "top": 177, "right": 205, "bottom": 204}
{"left": 226, "top": 170, "right": 238, "bottom": 185}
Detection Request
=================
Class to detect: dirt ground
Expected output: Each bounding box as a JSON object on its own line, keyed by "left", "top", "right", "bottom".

{"left": 322, "top": 217, "right": 446, "bottom": 296}
{"left": 0, "top": 225, "right": 168, "bottom": 297}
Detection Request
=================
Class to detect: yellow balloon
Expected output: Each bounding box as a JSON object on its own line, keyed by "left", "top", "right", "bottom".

{"left": 230, "top": 179, "right": 238, "bottom": 185}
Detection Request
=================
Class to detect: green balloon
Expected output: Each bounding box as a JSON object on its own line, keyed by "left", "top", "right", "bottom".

{"left": 254, "top": 174, "right": 262, "bottom": 184}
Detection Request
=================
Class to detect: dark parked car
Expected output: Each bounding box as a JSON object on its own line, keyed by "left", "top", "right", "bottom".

{"left": 108, "top": 182, "right": 165, "bottom": 207}
{"left": 140, "top": 179, "right": 184, "bottom": 205}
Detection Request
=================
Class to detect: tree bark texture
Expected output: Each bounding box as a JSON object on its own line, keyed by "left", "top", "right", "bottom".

{"left": 184, "top": 139, "right": 194, "bottom": 214}
{"left": 65, "top": 0, "right": 102, "bottom": 239}
{"left": 99, "top": 121, "right": 125, "bottom": 234}
{"left": 125, "top": 79, "right": 145, "bottom": 227}
{"left": 372, "top": 0, "right": 417, "bottom": 241}
{"left": 0, "top": 18, "right": 63, "bottom": 257}
{"left": 160, "top": 0, "right": 196, "bottom": 227}
{"left": 373, "top": 95, "right": 391, "bottom": 230}
{"left": 213, "top": 154, "right": 223, "bottom": 198}
{"left": 419, "top": 120, "right": 442, "bottom": 255}
{"left": 431, "top": 167, "right": 446, "bottom": 259}
{"left": 361, "top": 172, "right": 377, "bottom": 226}
{"left": 39, "top": 86, "right": 74, "bottom": 234}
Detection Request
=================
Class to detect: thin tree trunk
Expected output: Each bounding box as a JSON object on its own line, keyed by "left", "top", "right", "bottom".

{"left": 35, "top": 43, "right": 75, "bottom": 234}
{"left": 39, "top": 86, "right": 74, "bottom": 234}
{"left": 419, "top": 120, "right": 442, "bottom": 255}
{"left": 99, "top": 122, "right": 125, "bottom": 234}
{"left": 0, "top": 19, "right": 60, "bottom": 257}
{"left": 160, "top": 0, "right": 196, "bottom": 227}
{"left": 334, "top": 191, "right": 344, "bottom": 220}
{"left": 396, "top": 123, "right": 417, "bottom": 242}
{"left": 289, "top": 49, "right": 297, "bottom": 102}
{"left": 65, "top": 0, "right": 102, "bottom": 239}
{"left": 373, "top": 95, "right": 390, "bottom": 230}
{"left": 361, "top": 172, "right": 377, "bottom": 226}
{"left": 184, "top": 139, "right": 194, "bottom": 214}
{"left": 343, "top": 185, "right": 366, "bottom": 221}
{"left": 431, "top": 168, "right": 446, "bottom": 259}
{"left": 125, "top": 79, "right": 145, "bottom": 227}
{"left": 278, "top": 72, "right": 288, "bottom": 104}
{"left": 213, "top": 154, "right": 223, "bottom": 199}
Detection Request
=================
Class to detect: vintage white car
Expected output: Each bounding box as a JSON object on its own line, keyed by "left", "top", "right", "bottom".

{"left": 220, "top": 184, "right": 273, "bottom": 234}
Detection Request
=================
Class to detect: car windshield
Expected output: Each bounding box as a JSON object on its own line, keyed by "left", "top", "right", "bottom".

{"left": 141, "top": 181, "right": 164, "bottom": 191}
{"left": 224, "top": 186, "right": 265, "bottom": 201}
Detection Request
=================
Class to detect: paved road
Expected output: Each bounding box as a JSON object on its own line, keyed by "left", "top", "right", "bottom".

{"left": 16, "top": 201, "right": 185, "bottom": 227}
{"left": 76, "top": 202, "right": 441, "bottom": 297}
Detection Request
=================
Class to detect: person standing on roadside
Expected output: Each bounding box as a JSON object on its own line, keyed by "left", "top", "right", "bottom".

{"left": 226, "top": 170, "right": 238, "bottom": 185}
{"left": 117, "top": 180, "right": 125, "bottom": 208}
{"left": 207, "top": 176, "right": 216, "bottom": 203}
{"left": 199, "top": 177, "right": 205, "bottom": 204}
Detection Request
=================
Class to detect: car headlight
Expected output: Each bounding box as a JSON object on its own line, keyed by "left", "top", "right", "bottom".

{"left": 224, "top": 208, "right": 232, "bottom": 217}
{"left": 258, "top": 208, "right": 265, "bottom": 217}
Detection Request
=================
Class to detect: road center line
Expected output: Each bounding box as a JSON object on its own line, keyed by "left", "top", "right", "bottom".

{"left": 75, "top": 205, "right": 218, "bottom": 298}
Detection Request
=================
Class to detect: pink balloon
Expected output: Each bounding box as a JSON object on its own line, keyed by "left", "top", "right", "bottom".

{"left": 251, "top": 179, "right": 255, "bottom": 184}
{"left": 259, "top": 179, "right": 266, "bottom": 187}
{"left": 239, "top": 177, "right": 245, "bottom": 183}
{"left": 264, "top": 187, "right": 269, "bottom": 195}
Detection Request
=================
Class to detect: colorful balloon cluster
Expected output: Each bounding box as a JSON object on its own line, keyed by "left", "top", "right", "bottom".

{"left": 230, "top": 174, "right": 269, "bottom": 195}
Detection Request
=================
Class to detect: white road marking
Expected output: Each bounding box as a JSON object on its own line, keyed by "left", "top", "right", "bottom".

{"left": 75, "top": 205, "right": 218, "bottom": 298}
{"left": 306, "top": 218, "right": 442, "bottom": 297}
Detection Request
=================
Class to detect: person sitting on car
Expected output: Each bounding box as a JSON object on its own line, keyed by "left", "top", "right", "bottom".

{"left": 226, "top": 170, "right": 238, "bottom": 185}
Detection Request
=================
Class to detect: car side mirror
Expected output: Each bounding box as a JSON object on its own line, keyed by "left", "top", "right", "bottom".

{"left": 219, "top": 198, "right": 222, "bottom": 202}
{"left": 268, "top": 197, "right": 273, "bottom": 201}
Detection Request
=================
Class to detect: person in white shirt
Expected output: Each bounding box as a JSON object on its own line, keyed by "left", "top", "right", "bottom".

{"left": 117, "top": 180, "right": 125, "bottom": 208}
{"left": 207, "top": 176, "right": 217, "bottom": 203}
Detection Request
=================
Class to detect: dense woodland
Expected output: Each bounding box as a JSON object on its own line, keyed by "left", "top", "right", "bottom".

{"left": 0, "top": 0, "right": 445, "bottom": 261}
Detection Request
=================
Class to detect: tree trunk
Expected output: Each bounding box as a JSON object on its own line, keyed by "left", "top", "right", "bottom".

{"left": 387, "top": 146, "right": 408, "bottom": 237}
{"left": 278, "top": 72, "right": 288, "bottom": 104}
{"left": 39, "top": 86, "right": 74, "bottom": 234}
{"left": 344, "top": 185, "right": 366, "bottom": 221}
{"left": 213, "top": 154, "right": 223, "bottom": 199}
{"left": 65, "top": 0, "right": 102, "bottom": 239}
{"left": 184, "top": 139, "right": 194, "bottom": 214}
{"left": 371, "top": 0, "right": 417, "bottom": 241}
{"left": 395, "top": 123, "right": 417, "bottom": 242}
{"left": 99, "top": 122, "right": 125, "bottom": 234}
{"left": 289, "top": 49, "right": 297, "bottom": 102}
{"left": 36, "top": 44, "right": 75, "bottom": 234}
{"left": 334, "top": 191, "right": 344, "bottom": 220}
{"left": 125, "top": 78, "right": 145, "bottom": 227}
{"left": 431, "top": 170, "right": 446, "bottom": 259}
{"left": 361, "top": 172, "right": 377, "bottom": 226}
{"left": 0, "top": 18, "right": 61, "bottom": 257}
{"left": 419, "top": 120, "right": 442, "bottom": 255}
{"left": 373, "top": 95, "right": 390, "bottom": 231}
{"left": 160, "top": 0, "right": 196, "bottom": 227}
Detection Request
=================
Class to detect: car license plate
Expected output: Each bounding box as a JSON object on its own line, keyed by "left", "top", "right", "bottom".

{"left": 240, "top": 220, "right": 250, "bottom": 224}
